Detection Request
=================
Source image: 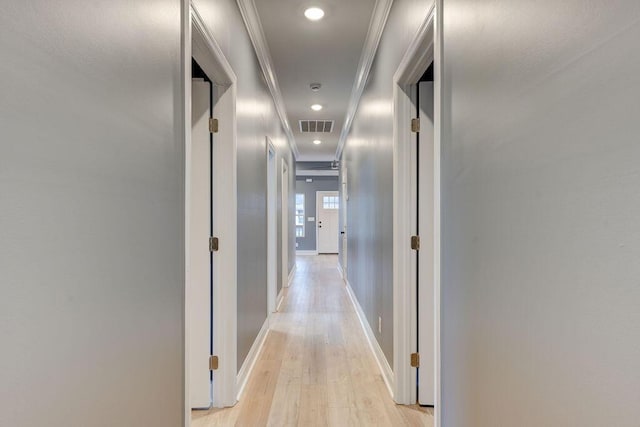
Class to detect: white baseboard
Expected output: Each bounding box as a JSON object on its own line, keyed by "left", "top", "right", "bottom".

{"left": 275, "top": 287, "right": 285, "bottom": 312}
{"left": 236, "top": 317, "right": 270, "bottom": 400}
{"left": 288, "top": 264, "right": 296, "bottom": 286}
{"left": 345, "top": 280, "right": 394, "bottom": 397}
{"left": 296, "top": 250, "right": 318, "bottom": 256}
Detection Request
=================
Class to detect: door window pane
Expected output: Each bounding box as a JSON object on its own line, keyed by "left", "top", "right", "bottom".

{"left": 323, "top": 195, "right": 339, "bottom": 209}
{"left": 295, "top": 193, "right": 305, "bottom": 237}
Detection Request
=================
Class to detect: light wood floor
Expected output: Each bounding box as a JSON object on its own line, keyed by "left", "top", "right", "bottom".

{"left": 192, "top": 255, "right": 433, "bottom": 426}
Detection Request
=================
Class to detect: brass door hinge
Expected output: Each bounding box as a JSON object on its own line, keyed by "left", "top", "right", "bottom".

{"left": 410, "top": 235, "right": 420, "bottom": 250}
{"left": 209, "top": 118, "right": 219, "bottom": 133}
{"left": 411, "top": 118, "right": 420, "bottom": 133}
{"left": 209, "top": 355, "right": 219, "bottom": 371}
{"left": 209, "top": 237, "right": 219, "bottom": 252}
{"left": 410, "top": 352, "right": 420, "bottom": 368}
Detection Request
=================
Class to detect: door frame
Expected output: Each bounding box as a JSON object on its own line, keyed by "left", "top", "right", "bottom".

{"left": 281, "top": 160, "right": 290, "bottom": 288}
{"left": 266, "top": 139, "right": 277, "bottom": 314}
{"left": 391, "top": 4, "right": 442, "bottom": 424}
{"left": 188, "top": 77, "right": 214, "bottom": 410}
{"left": 184, "top": 3, "right": 238, "bottom": 419}
{"left": 316, "top": 190, "right": 340, "bottom": 254}
{"left": 340, "top": 166, "right": 348, "bottom": 278}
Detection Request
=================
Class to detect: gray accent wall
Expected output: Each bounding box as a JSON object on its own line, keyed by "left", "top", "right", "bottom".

{"left": 440, "top": 0, "right": 640, "bottom": 425}
{"left": 342, "top": 0, "right": 434, "bottom": 366}
{"left": 0, "top": 1, "right": 183, "bottom": 425}
{"left": 193, "top": 0, "right": 296, "bottom": 371}
{"left": 295, "top": 176, "right": 339, "bottom": 251}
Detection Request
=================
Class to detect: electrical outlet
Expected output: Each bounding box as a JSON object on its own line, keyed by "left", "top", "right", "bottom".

{"left": 378, "top": 316, "right": 382, "bottom": 333}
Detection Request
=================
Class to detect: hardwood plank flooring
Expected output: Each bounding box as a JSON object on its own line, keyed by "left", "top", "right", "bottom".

{"left": 191, "top": 255, "right": 433, "bottom": 426}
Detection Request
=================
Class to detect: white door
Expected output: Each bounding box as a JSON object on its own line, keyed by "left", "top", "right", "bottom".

{"left": 282, "top": 162, "right": 289, "bottom": 288}
{"left": 267, "top": 142, "right": 277, "bottom": 312}
{"left": 341, "top": 168, "right": 348, "bottom": 275}
{"left": 189, "top": 78, "right": 212, "bottom": 409}
{"left": 417, "top": 81, "right": 436, "bottom": 406}
{"left": 317, "top": 191, "right": 340, "bottom": 254}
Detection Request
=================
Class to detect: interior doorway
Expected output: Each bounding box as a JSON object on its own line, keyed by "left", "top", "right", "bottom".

{"left": 416, "top": 70, "right": 436, "bottom": 407}
{"left": 281, "top": 161, "right": 289, "bottom": 288}
{"left": 184, "top": 4, "right": 238, "bottom": 416}
{"left": 391, "top": 6, "right": 440, "bottom": 418}
{"left": 340, "top": 167, "right": 348, "bottom": 276}
{"left": 316, "top": 191, "right": 340, "bottom": 254}
{"left": 188, "top": 62, "right": 214, "bottom": 410}
{"left": 267, "top": 141, "right": 277, "bottom": 313}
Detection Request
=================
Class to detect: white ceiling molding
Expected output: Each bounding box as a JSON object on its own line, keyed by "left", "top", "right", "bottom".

{"left": 335, "top": 0, "right": 394, "bottom": 160}
{"left": 236, "top": 0, "right": 300, "bottom": 158}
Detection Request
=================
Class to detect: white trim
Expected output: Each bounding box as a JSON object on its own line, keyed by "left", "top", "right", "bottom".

{"left": 182, "top": 1, "right": 191, "bottom": 423}
{"left": 236, "top": 0, "right": 299, "bottom": 158}
{"left": 267, "top": 140, "right": 277, "bottom": 315}
{"left": 282, "top": 161, "right": 290, "bottom": 288}
{"left": 186, "top": 4, "right": 238, "bottom": 413}
{"left": 296, "top": 169, "right": 339, "bottom": 177}
{"left": 433, "top": 2, "right": 443, "bottom": 424}
{"left": 345, "top": 280, "right": 394, "bottom": 397}
{"left": 337, "top": 262, "right": 344, "bottom": 280}
{"left": 335, "top": 0, "right": 393, "bottom": 159}
{"left": 275, "top": 287, "right": 285, "bottom": 312}
{"left": 296, "top": 250, "right": 318, "bottom": 256}
{"left": 288, "top": 264, "right": 296, "bottom": 286}
{"left": 392, "top": 5, "right": 436, "bottom": 406}
{"left": 236, "top": 318, "right": 270, "bottom": 400}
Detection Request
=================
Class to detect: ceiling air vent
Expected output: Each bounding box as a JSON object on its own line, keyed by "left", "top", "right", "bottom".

{"left": 299, "top": 120, "right": 334, "bottom": 133}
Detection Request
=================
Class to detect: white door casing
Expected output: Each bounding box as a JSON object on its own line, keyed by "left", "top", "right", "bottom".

{"left": 282, "top": 161, "right": 289, "bottom": 287}
{"left": 341, "top": 167, "right": 348, "bottom": 276}
{"left": 391, "top": 5, "right": 439, "bottom": 411}
{"left": 317, "top": 191, "right": 340, "bottom": 254}
{"left": 186, "top": 4, "right": 239, "bottom": 415}
{"left": 189, "top": 78, "right": 212, "bottom": 409}
{"left": 418, "top": 81, "right": 436, "bottom": 406}
{"left": 267, "top": 141, "right": 277, "bottom": 312}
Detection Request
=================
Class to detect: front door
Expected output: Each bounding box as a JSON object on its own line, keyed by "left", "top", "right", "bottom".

{"left": 317, "top": 191, "right": 340, "bottom": 254}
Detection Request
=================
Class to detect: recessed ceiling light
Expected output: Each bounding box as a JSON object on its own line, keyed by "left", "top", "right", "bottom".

{"left": 311, "top": 104, "right": 323, "bottom": 111}
{"left": 304, "top": 7, "right": 325, "bottom": 21}
{"left": 313, "top": 139, "right": 322, "bottom": 145}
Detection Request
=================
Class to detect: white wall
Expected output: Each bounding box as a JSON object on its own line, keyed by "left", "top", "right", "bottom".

{"left": 192, "top": 0, "right": 296, "bottom": 370}
{"left": 0, "top": 1, "right": 183, "bottom": 425}
{"left": 440, "top": 0, "right": 640, "bottom": 425}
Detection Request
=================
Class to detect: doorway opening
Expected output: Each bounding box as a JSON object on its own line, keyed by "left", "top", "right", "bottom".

{"left": 188, "top": 58, "right": 214, "bottom": 410}
{"left": 391, "top": 4, "right": 441, "bottom": 423}
{"left": 281, "top": 161, "right": 290, "bottom": 288}
{"left": 340, "top": 166, "right": 348, "bottom": 278}
{"left": 184, "top": 4, "right": 238, "bottom": 419}
{"left": 267, "top": 141, "right": 278, "bottom": 313}
{"left": 416, "top": 63, "right": 435, "bottom": 407}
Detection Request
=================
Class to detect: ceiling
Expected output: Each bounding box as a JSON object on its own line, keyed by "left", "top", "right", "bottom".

{"left": 253, "top": 0, "right": 377, "bottom": 161}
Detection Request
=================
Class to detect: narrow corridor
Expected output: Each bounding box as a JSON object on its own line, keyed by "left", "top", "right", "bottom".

{"left": 192, "top": 255, "right": 433, "bottom": 426}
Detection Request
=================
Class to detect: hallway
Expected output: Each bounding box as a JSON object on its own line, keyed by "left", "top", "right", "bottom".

{"left": 192, "top": 255, "right": 433, "bottom": 426}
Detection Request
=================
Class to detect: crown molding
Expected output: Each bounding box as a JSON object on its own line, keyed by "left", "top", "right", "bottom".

{"left": 335, "top": 0, "right": 393, "bottom": 160}
{"left": 236, "top": 0, "right": 300, "bottom": 158}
